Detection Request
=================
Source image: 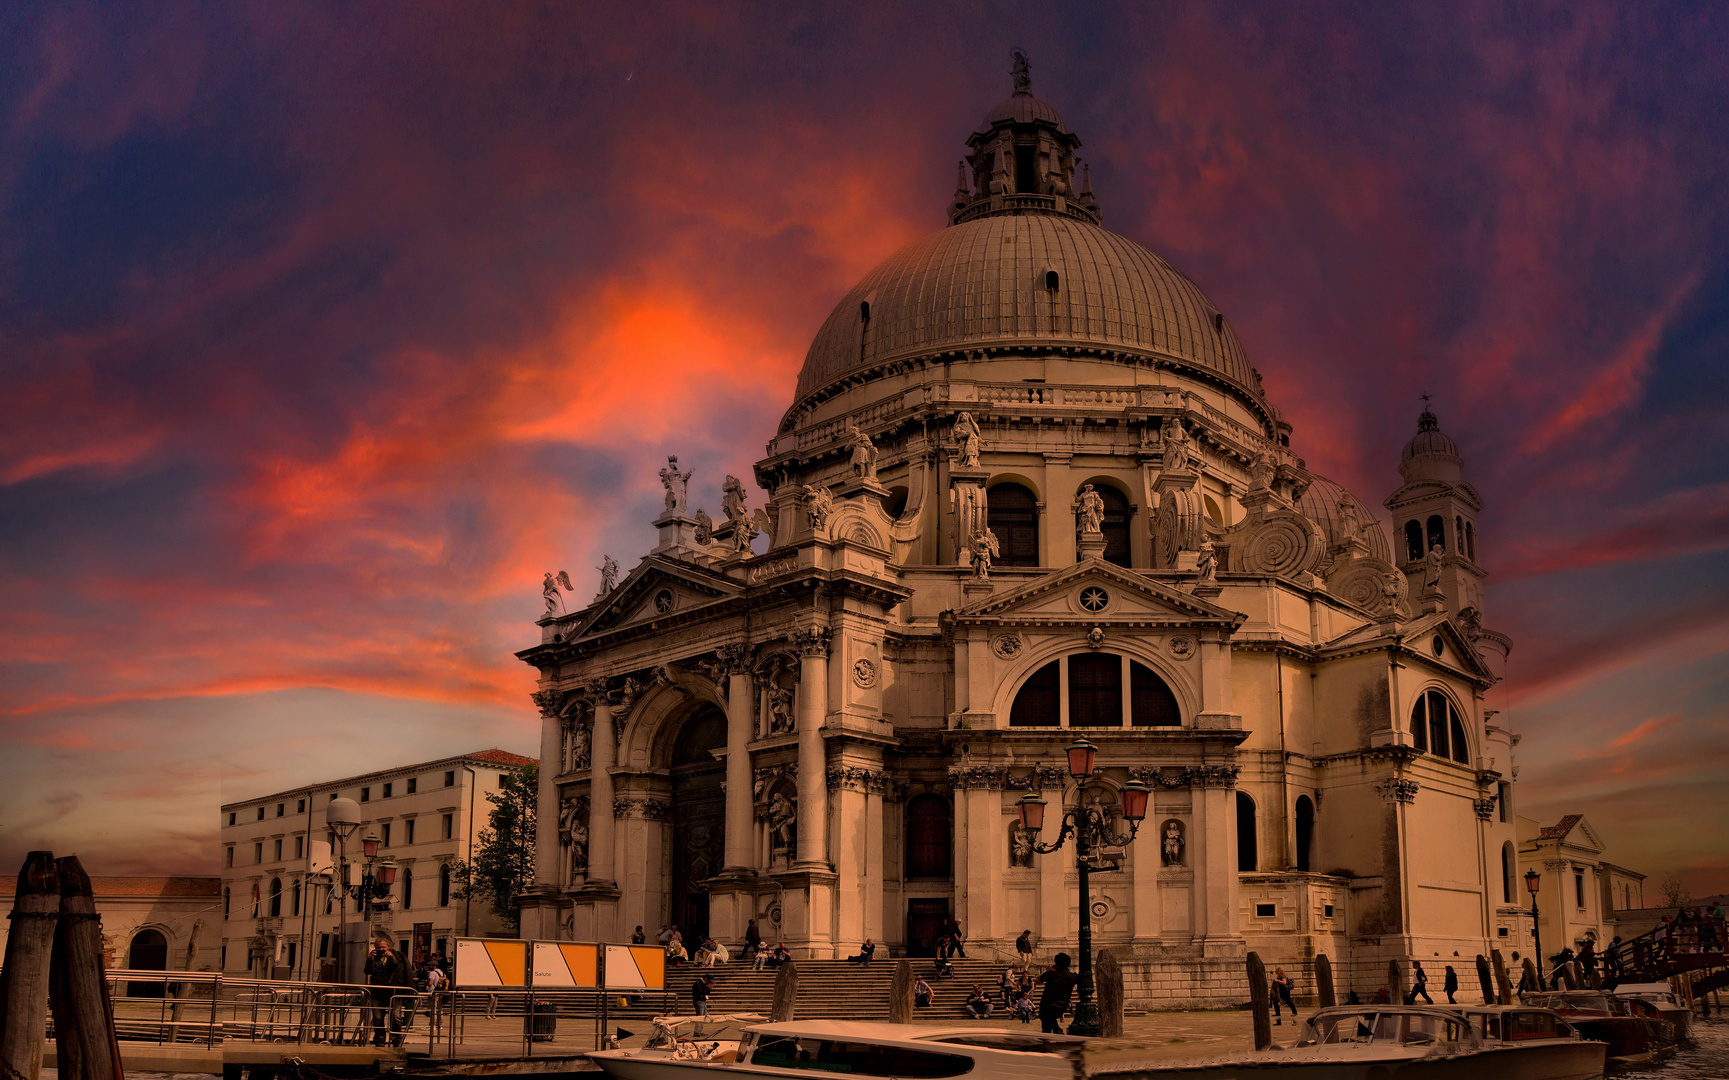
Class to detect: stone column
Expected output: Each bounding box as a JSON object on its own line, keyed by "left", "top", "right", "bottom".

{"left": 588, "top": 692, "right": 617, "bottom": 887}
{"left": 794, "top": 628, "right": 831, "bottom": 868}
{"left": 1196, "top": 773, "right": 1241, "bottom": 956}
{"left": 533, "top": 692, "right": 563, "bottom": 890}
{"left": 723, "top": 652, "right": 756, "bottom": 875}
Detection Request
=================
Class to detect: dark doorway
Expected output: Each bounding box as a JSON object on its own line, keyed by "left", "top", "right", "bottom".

{"left": 127, "top": 928, "right": 169, "bottom": 997}
{"left": 1294, "top": 796, "right": 1315, "bottom": 873}
{"left": 1236, "top": 791, "right": 1258, "bottom": 872}
{"left": 670, "top": 708, "right": 727, "bottom": 946}
{"left": 905, "top": 795, "right": 953, "bottom": 879}
{"left": 906, "top": 899, "right": 950, "bottom": 958}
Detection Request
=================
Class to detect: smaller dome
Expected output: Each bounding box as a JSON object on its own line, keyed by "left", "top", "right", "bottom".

{"left": 1401, "top": 409, "right": 1460, "bottom": 463}
{"left": 1297, "top": 474, "right": 1392, "bottom": 564}
{"left": 979, "top": 92, "right": 1068, "bottom": 133}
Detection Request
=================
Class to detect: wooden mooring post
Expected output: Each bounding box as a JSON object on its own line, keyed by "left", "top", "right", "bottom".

{"left": 1474, "top": 954, "right": 1495, "bottom": 1004}
{"left": 888, "top": 961, "right": 913, "bottom": 1024}
{"left": 48, "top": 855, "right": 125, "bottom": 1080}
{"left": 1314, "top": 953, "right": 1336, "bottom": 1009}
{"left": 1095, "top": 949, "right": 1124, "bottom": 1039}
{"left": 1490, "top": 949, "right": 1513, "bottom": 1003}
{"left": 1246, "top": 952, "right": 1272, "bottom": 1051}
{"left": 1, "top": 852, "right": 60, "bottom": 1080}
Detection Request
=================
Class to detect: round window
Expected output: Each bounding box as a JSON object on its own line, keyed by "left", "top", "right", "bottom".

{"left": 1431, "top": 634, "right": 1444, "bottom": 657}
{"left": 1079, "top": 586, "right": 1110, "bottom": 612}
{"left": 654, "top": 589, "right": 675, "bottom": 614}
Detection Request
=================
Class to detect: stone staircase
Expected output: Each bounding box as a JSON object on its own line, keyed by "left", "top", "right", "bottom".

{"left": 663, "top": 957, "right": 1023, "bottom": 1021}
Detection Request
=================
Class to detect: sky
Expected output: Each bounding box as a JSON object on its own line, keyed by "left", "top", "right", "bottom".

{"left": 1, "top": 2, "right": 1725, "bottom": 899}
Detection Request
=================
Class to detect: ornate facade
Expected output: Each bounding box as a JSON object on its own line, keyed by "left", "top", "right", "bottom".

{"left": 519, "top": 63, "right": 1522, "bottom": 1002}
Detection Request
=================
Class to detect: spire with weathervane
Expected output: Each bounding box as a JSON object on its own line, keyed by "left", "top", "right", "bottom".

{"left": 948, "top": 49, "right": 1098, "bottom": 226}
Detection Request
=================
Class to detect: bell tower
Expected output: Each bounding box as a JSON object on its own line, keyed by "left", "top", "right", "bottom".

{"left": 948, "top": 49, "right": 1098, "bottom": 226}
{"left": 1384, "top": 405, "right": 1485, "bottom": 617}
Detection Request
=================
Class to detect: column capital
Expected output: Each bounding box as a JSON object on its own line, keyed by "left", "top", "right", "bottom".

{"left": 792, "top": 626, "right": 832, "bottom": 658}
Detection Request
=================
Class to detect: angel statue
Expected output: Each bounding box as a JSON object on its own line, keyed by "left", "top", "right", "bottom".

{"left": 596, "top": 555, "right": 620, "bottom": 597}
{"left": 722, "top": 475, "right": 749, "bottom": 523}
{"left": 799, "top": 484, "right": 834, "bottom": 531}
{"left": 659, "top": 456, "right": 693, "bottom": 514}
{"left": 953, "top": 411, "right": 983, "bottom": 468}
{"left": 1381, "top": 569, "right": 1411, "bottom": 619}
{"left": 971, "top": 527, "right": 999, "bottom": 579}
{"left": 542, "top": 571, "right": 574, "bottom": 615}
{"left": 1073, "top": 484, "right": 1106, "bottom": 535}
{"left": 693, "top": 509, "right": 714, "bottom": 545}
{"left": 731, "top": 514, "right": 760, "bottom": 555}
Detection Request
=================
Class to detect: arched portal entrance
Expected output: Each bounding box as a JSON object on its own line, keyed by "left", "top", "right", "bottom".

{"left": 127, "top": 928, "right": 169, "bottom": 997}
{"left": 669, "top": 707, "right": 726, "bottom": 947}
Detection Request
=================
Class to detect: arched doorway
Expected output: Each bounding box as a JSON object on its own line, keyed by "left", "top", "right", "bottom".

{"left": 127, "top": 928, "right": 169, "bottom": 997}
{"left": 669, "top": 707, "right": 726, "bottom": 947}
{"left": 1294, "top": 796, "right": 1315, "bottom": 873}
{"left": 1236, "top": 792, "right": 1258, "bottom": 872}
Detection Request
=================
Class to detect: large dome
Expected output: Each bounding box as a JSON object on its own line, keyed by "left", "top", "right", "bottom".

{"left": 794, "top": 212, "right": 1260, "bottom": 406}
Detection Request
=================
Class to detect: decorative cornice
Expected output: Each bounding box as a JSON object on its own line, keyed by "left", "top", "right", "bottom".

{"left": 1473, "top": 794, "right": 1498, "bottom": 821}
{"left": 827, "top": 766, "right": 889, "bottom": 793}
{"left": 748, "top": 553, "right": 800, "bottom": 585}
{"left": 948, "top": 765, "right": 1010, "bottom": 790}
{"left": 1374, "top": 778, "right": 1420, "bottom": 804}
{"left": 1126, "top": 764, "right": 1240, "bottom": 788}
{"left": 613, "top": 797, "right": 672, "bottom": 821}
{"left": 1315, "top": 745, "right": 1423, "bottom": 767}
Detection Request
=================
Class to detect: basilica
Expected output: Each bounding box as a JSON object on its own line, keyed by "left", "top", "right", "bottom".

{"left": 517, "top": 63, "right": 1524, "bottom": 1003}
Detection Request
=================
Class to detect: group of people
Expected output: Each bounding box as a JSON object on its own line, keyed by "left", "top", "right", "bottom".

{"left": 914, "top": 952, "right": 1079, "bottom": 1034}
{"left": 361, "top": 938, "right": 452, "bottom": 1047}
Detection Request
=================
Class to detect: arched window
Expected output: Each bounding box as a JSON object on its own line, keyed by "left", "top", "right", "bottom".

{"left": 291, "top": 880, "right": 301, "bottom": 917}
{"left": 1010, "top": 661, "right": 1059, "bottom": 726}
{"left": 1294, "top": 796, "right": 1315, "bottom": 873}
{"left": 1426, "top": 515, "right": 1445, "bottom": 553}
{"left": 1502, "top": 841, "right": 1516, "bottom": 904}
{"left": 1009, "top": 654, "right": 1183, "bottom": 727}
{"left": 1404, "top": 521, "right": 1424, "bottom": 562}
{"left": 1465, "top": 522, "right": 1476, "bottom": 562}
{"left": 401, "top": 866, "right": 414, "bottom": 910}
{"left": 1236, "top": 792, "right": 1258, "bottom": 872}
{"left": 1456, "top": 516, "right": 1465, "bottom": 554}
{"left": 987, "top": 483, "right": 1039, "bottom": 566}
{"left": 1045, "top": 269, "right": 1060, "bottom": 291}
{"left": 905, "top": 795, "right": 952, "bottom": 879}
{"left": 1410, "top": 689, "right": 1469, "bottom": 763}
{"left": 438, "top": 863, "right": 452, "bottom": 907}
{"left": 268, "top": 877, "right": 282, "bottom": 918}
{"left": 1080, "top": 483, "right": 1132, "bottom": 567}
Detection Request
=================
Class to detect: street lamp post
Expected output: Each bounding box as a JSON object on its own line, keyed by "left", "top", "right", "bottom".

{"left": 1525, "top": 869, "right": 1544, "bottom": 991}
{"left": 1015, "top": 739, "right": 1151, "bottom": 1037}
{"left": 324, "top": 800, "right": 399, "bottom": 983}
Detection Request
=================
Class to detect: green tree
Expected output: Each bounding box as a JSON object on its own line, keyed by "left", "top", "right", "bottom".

{"left": 450, "top": 764, "right": 537, "bottom": 932}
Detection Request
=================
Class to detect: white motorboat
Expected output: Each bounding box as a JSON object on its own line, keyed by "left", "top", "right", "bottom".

{"left": 1609, "top": 981, "right": 1694, "bottom": 1038}
{"left": 588, "top": 1017, "right": 1084, "bottom": 1079}
{"left": 1088, "top": 1005, "right": 1604, "bottom": 1080}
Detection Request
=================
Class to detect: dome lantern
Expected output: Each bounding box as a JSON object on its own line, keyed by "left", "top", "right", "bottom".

{"left": 950, "top": 50, "right": 1097, "bottom": 227}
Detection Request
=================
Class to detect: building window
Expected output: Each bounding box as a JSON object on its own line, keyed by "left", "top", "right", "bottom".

{"left": 444, "top": 771, "right": 456, "bottom": 787}
{"left": 383, "top": 783, "right": 393, "bottom": 798}
{"left": 1323, "top": 904, "right": 1335, "bottom": 918}
{"left": 442, "top": 813, "right": 453, "bottom": 840}
{"left": 228, "top": 812, "right": 236, "bottom": 826}
{"left": 987, "top": 482, "right": 1040, "bottom": 566}
{"left": 294, "top": 836, "right": 303, "bottom": 859}
{"left": 1404, "top": 521, "right": 1423, "bottom": 562}
{"left": 360, "top": 787, "right": 370, "bottom": 802}
{"left": 268, "top": 878, "right": 282, "bottom": 917}
{"left": 1409, "top": 689, "right": 1469, "bottom": 763}
{"left": 276, "top": 803, "right": 285, "bottom": 817}
{"left": 221, "top": 944, "right": 227, "bottom": 968}
{"left": 1498, "top": 781, "right": 1511, "bottom": 823}
{"left": 250, "top": 884, "right": 260, "bottom": 918}
{"left": 407, "top": 778, "right": 417, "bottom": 794}
{"left": 319, "top": 934, "right": 331, "bottom": 958}
{"left": 1077, "top": 482, "right": 1132, "bottom": 567}
{"left": 1255, "top": 904, "right": 1275, "bottom": 917}
{"left": 297, "top": 799, "right": 306, "bottom": 813}
{"left": 1426, "top": 514, "right": 1445, "bottom": 552}
{"left": 1575, "top": 872, "right": 1586, "bottom": 909}
{"left": 905, "top": 795, "right": 953, "bottom": 879}
{"left": 257, "top": 807, "right": 265, "bottom": 821}
{"left": 1294, "top": 795, "right": 1315, "bottom": 873}
{"left": 254, "top": 842, "right": 263, "bottom": 864}
{"left": 438, "top": 863, "right": 452, "bottom": 907}
{"left": 273, "top": 839, "right": 282, "bottom": 861}
{"left": 401, "top": 866, "right": 414, "bottom": 910}
{"left": 1009, "top": 653, "right": 1182, "bottom": 727}
{"left": 291, "top": 880, "right": 301, "bottom": 916}
{"left": 1236, "top": 791, "right": 1257, "bottom": 872}
{"left": 497, "top": 772, "right": 506, "bottom": 787}
{"left": 223, "top": 888, "right": 231, "bottom": 916}
{"left": 1466, "top": 521, "right": 1476, "bottom": 562}
{"left": 225, "top": 847, "right": 234, "bottom": 868}
{"left": 405, "top": 819, "right": 415, "bottom": 845}
{"left": 381, "top": 823, "right": 391, "bottom": 848}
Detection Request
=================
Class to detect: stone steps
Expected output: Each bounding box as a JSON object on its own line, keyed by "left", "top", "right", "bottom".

{"left": 664, "top": 958, "right": 1022, "bottom": 1019}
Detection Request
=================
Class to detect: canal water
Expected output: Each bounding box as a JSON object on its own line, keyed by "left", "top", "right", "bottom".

{"left": 1621, "top": 1012, "right": 1729, "bottom": 1079}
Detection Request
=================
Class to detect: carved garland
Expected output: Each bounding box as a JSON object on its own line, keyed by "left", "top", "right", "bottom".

{"left": 613, "top": 797, "right": 672, "bottom": 821}
{"left": 1374, "top": 778, "right": 1420, "bottom": 804}
{"left": 1473, "top": 795, "right": 1499, "bottom": 821}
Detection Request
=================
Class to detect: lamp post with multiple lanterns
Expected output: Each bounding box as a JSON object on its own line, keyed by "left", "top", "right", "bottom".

{"left": 1014, "top": 738, "right": 1151, "bottom": 1037}
{"left": 1524, "top": 868, "right": 1545, "bottom": 990}
{"left": 325, "top": 797, "right": 398, "bottom": 982}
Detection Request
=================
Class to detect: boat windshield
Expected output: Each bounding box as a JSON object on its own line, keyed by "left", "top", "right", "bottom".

{"left": 1506, "top": 1011, "right": 1561, "bottom": 1041}
{"left": 1304, "top": 1011, "right": 1470, "bottom": 1047}
{"left": 749, "top": 1037, "right": 975, "bottom": 1076}
{"left": 925, "top": 1033, "right": 1074, "bottom": 1054}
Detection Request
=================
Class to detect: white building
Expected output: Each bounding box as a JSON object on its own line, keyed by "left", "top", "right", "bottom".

{"left": 1519, "top": 813, "right": 1648, "bottom": 956}
{"left": 218, "top": 748, "right": 534, "bottom": 979}
{"left": 519, "top": 66, "right": 1529, "bottom": 1004}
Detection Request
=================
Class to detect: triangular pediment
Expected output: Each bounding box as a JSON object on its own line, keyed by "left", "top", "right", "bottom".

{"left": 568, "top": 556, "right": 741, "bottom": 639}
{"left": 955, "top": 559, "right": 1244, "bottom": 627}
{"left": 1394, "top": 614, "right": 1496, "bottom": 682}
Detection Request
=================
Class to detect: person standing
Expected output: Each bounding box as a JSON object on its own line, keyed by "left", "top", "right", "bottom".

{"left": 631, "top": 925, "right": 646, "bottom": 945}
{"left": 1270, "top": 967, "right": 1296, "bottom": 1024}
{"left": 692, "top": 974, "right": 713, "bottom": 1018}
{"left": 1016, "top": 929, "right": 1034, "bottom": 972}
{"left": 744, "top": 919, "right": 763, "bottom": 960}
{"left": 1037, "top": 954, "right": 1079, "bottom": 1035}
{"left": 363, "top": 938, "right": 408, "bottom": 1047}
{"left": 1443, "top": 965, "right": 1459, "bottom": 1004}
{"left": 1408, "top": 961, "right": 1433, "bottom": 1004}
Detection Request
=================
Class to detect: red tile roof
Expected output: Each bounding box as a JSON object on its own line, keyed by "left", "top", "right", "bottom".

{"left": 1539, "top": 813, "right": 1584, "bottom": 840}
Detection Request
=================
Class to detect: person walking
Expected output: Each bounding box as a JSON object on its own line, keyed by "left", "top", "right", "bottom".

{"left": 1443, "top": 965, "right": 1459, "bottom": 1003}
{"left": 1408, "top": 961, "right": 1433, "bottom": 1004}
{"left": 1016, "top": 929, "right": 1035, "bottom": 972}
{"left": 1270, "top": 967, "right": 1296, "bottom": 1024}
{"left": 966, "top": 984, "right": 993, "bottom": 1018}
{"left": 692, "top": 974, "right": 713, "bottom": 1018}
{"left": 947, "top": 918, "right": 968, "bottom": 958}
{"left": 1037, "top": 953, "right": 1079, "bottom": 1035}
{"left": 914, "top": 976, "right": 934, "bottom": 1009}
